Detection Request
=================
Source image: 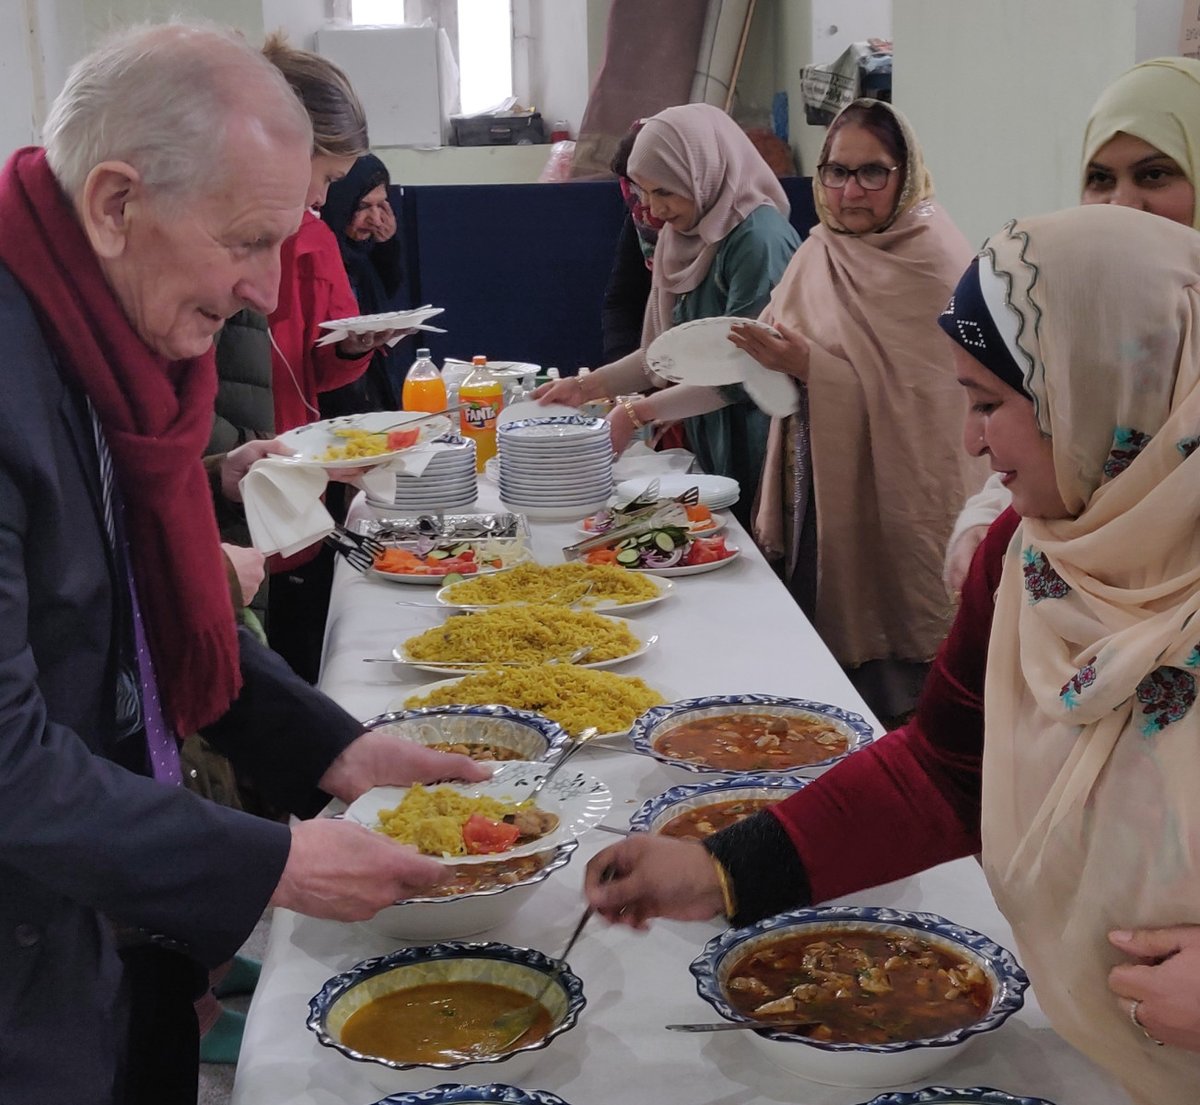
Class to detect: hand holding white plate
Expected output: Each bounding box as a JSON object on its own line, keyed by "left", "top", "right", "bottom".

{"left": 646, "top": 316, "right": 781, "bottom": 386}
{"left": 343, "top": 760, "right": 612, "bottom": 864}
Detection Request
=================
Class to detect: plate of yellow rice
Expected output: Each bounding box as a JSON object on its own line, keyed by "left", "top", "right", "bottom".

{"left": 395, "top": 605, "right": 658, "bottom": 674}
{"left": 274, "top": 410, "right": 452, "bottom": 468}
{"left": 344, "top": 760, "right": 612, "bottom": 863}
{"left": 396, "top": 666, "right": 669, "bottom": 739}
{"left": 434, "top": 561, "right": 673, "bottom": 614}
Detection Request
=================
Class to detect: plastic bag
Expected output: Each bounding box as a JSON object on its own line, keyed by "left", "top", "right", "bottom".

{"left": 538, "top": 140, "right": 576, "bottom": 183}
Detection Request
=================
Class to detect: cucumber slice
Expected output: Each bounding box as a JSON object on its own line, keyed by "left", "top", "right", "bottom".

{"left": 615, "top": 548, "right": 641, "bottom": 566}
{"left": 653, "top": 531, "right": 676, "bottom": 552}
{"left": 450, "top": 543, "right": 472, "bottom": 555}
{"left": 615, "top": 537, "right": 638, "bottom": 551}
{"left": 442, "top": 572, "right": 465, "bottom": 584}
{"left": 426, "top": 548, "right": 451, "bottom": 560}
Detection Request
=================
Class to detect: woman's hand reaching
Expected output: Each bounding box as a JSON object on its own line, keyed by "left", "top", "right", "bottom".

{"left": 531, "top": 375, "right": 587, "bottom": 407}
{"left": 729, "top": 319, "right": 811, "bottom": 381}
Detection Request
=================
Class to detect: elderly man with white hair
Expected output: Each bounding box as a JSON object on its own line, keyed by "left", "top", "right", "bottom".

{"left": 0, "top": 22, "right": 486, "bottom": 1105}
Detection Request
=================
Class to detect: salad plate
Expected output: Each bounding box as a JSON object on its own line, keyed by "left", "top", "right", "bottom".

{"left": 343, "top": 760, "right": 612, "bottom": 864}
{"left": 276, "top": 411, "right": 452, "bottom": 469}
{"left": 579, "top": 510, "right": 725, "bottom": 538}
{"left": 641, "top": 544, "right": 739, "bottom": 576}
{"left": 615, "top": 473, "right": 739, "bottom": 509}
{"left": 646, "top": 316, "right": 780, "bottom": 386}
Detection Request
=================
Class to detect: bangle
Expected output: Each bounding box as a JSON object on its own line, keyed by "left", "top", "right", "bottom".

{"left": 617, "top": 395, "right": 646, "bottom": 430}
{"left": 709, "top": 854, "right": 737, "bottom": 919}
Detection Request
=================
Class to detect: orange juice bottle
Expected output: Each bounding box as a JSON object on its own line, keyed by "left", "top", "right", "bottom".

{"left": 401, "top": 348, "right": 447, "bottom": 413}
{"left": 459, "top": 355, "right": 503, "bottom": 470}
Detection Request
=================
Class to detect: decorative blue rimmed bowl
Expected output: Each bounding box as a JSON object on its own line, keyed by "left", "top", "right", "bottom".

{"left": 371, "top": 1086, "right": 573, "bottom": 1105}
{"left": 363, "top": 705, "right": 571, "bottom": 764}
{"left": 689, "top": 906, "right": 1028, "bottom": 1088}
{"left": 628, "top": 774, "right": 809, "bottom": 836}
{"left": 630, "top": 694, "right": 874, "bottom": 776}
{"left": 856, "top": 1090, "right": 1055, "bottom": 1105}
{"left": 309, "top": 942, "right": 585, "bottom": 1093}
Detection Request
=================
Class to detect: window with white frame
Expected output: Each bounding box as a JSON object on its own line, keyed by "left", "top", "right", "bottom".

{"left": 352, "top": 0, "right": 516, "bottom": 115}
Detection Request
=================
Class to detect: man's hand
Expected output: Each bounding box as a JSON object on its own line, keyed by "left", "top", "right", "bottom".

{"left": 221, "top": 543, "right": 266, "bottom": 605}
{"left": 318, "top": 729, "right": 491, "bottom": 805}
{"left": 270, "top": 819, "right": 448, "bottom": 920}
{"left": 220, "top": 438, "right": 296, "bottom": 503}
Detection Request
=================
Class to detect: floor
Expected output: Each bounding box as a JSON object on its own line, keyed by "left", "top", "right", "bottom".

{"left": 197, "top": 914, "right": 270, "bottom": 1105}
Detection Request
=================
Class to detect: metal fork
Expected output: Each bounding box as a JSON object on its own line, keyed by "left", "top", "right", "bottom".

{"left": 324, "top": 524, "right": 386, "bottom": 573}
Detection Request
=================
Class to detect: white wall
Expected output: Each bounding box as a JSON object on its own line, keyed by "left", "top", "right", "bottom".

{"left": 1138, "top": 0, "right": 1187, "bottom": 58}
{"left": 894, "top": 0, "right": 1138, "bottom": 247}
{"left": 526, "top": 0, "right": 590, "bottom": 136}
{"left": 0, "top": 3, "right": 40, "bottom": 154}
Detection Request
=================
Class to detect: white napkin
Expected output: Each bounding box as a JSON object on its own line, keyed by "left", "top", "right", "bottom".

{"left": 240, "top": 457, "right": 335, "bottom": 558}
{"left": 357, "top": 444, "right": 447, "bottom": 499}
{"left": 612, "top": 443, "right": 695, "bottom": 482}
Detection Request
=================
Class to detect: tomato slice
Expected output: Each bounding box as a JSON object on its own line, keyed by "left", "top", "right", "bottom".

{"left": 462, "top": 813, "right": 520, "bottom": 855}
{"left": 386, "top": 427, "right": 421, "bottom": 450}
{"left": 683, "top": 536, "right": 729, "bottom": 566}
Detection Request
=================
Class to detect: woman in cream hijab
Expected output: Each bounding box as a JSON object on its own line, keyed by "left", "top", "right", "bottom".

{"left": 733, "top": 99, "right": 986, "bottom": 719}
{"left": 944, "top": 56, "right": 1200, "bottom": 592}
{"left": 586, "top": 204, "right": 1200, "bottom": 1102}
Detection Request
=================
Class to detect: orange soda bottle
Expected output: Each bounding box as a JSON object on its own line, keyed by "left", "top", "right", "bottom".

{"left": 401, "top": 348, "right": 447, "bottom": 413}
{"left": 458, "top": 355, "right": 503, "bottom": 470}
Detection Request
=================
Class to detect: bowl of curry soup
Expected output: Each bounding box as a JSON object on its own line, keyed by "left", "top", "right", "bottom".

{"left": 363, "top": 705, "right": 570, "bottom": 764}
{"left": 630, "top": 694, "right": 874, "bottom": 776}
{"left": 856, "top": 1090, "right": 1055, "bottom": 1105}
{"left": 689, "top": 906, "right": 1028, "bottom": 1088}
{"left": 308, "top": 942, "right": 585, "bottom": 1092}
{"left": 371, "top": 1086, "right": 574, "bottom": 1105}
{"left": 360, "top": 841, "right": 578, "bottom": 940}
{"left": 628, "top": 775, "right": 809, "bottom": 839}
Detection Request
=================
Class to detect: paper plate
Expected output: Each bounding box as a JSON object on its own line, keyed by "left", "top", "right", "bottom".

{"left": 315, "top": 306, "right": 446, "bottom": 345}
{"left": 645, "top": 316, "right": 780, "bottom": 386}
{"left": 344, "top": 760, "right": 612, "bottom": 864}
{"left": 276, "top": 411, "right": 453, "bottom": 470}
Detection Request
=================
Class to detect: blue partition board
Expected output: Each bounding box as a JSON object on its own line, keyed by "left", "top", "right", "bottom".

{"left": 391, "top": 177, "right": 818, "bottom": 377}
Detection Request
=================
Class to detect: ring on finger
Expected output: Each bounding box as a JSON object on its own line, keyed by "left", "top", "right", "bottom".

{"left": 1129, "top": 999, "right": 1166, "bottom": 1046}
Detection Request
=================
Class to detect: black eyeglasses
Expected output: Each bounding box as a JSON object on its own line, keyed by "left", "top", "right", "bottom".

{"left": 817, "top": 162, "right": 899, "bottom": 191}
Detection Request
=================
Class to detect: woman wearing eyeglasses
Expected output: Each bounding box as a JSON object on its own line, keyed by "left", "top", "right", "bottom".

{"left": 727, "top": 98, "right": 986, "bottom": 720}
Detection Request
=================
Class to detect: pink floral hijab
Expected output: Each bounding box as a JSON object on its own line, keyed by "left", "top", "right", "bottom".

{"left": 627, "top": 103, "right": 789, "bottom": 343}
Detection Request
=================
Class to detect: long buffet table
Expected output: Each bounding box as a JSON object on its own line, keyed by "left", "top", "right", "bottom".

{"left": 232, "top": 489, "right": 1129, "bottom": 1105}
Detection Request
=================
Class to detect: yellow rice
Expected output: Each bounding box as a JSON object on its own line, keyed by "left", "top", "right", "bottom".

{"left": 401, "top": 605, "right": 641, "bottom": 665}
{"left": 321, "top": 428, "right": 390, "bottom": 461}
{"left": 405, "top": 665, "right": 667, "bottom": 736}
{"left": 441, "top": 561, "right": 659, "bottom": 607}
{"left": 376, "top": 784, "right": 523, "bottom": 857}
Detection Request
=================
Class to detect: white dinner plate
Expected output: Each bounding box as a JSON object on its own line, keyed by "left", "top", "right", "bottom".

{"left": 578, "top": 511, "right": 726, "bottom": 537}
{"left": 498, "top": 416, "right": 610, "bottom": 442}
{"left": 276, "top": 411, "right": 452, "bottom": 470}
{"left": 444, "top": 358, "right": 540, "bottom": 380}
{"left": 743, "top": 362, "right": 802, "bottom": 417}
{"left": 434, "top": 573, "right": 674, "bottom": 615}
{"left": 499, "top": 499, "right": 610, "bottom": 523}
{"left": 343, "top": 760, "right": 612, "bottom": 864}
{"left": 645, "top": 316, "right": 780, "bottom": 386}
{"left": 315, "top": 306, "right": 446, "bottom": 345}
{"left": 638, "top": 544, "right": 740, "bottom": 577}
{"left": 393, "top": 616, "right": 658, "bottom": 674}
{"left": 616, "top": 473, "right": 740, "bottom": 508}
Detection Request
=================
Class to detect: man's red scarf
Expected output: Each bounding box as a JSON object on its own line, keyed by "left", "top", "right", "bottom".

{"left": 0, "top": 148, "right": 241, "bottom": 734}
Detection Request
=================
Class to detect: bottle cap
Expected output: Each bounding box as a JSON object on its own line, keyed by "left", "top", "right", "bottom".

{"left": 472, "top": 355, "right": 487, "bottom": 365}
{"left": 416, "top": 347, "right": 431, "bottom": 358}
{"left": 546, "top": 367, "right": 560, "bottom": 379}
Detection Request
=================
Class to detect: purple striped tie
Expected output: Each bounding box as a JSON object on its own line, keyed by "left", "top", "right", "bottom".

{"left": 126, "top": 559, "right": 182, "bottom": 786}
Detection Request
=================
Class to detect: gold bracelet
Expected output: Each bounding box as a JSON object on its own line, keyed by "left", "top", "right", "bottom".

{"left": 618, "top": 394, "right": 646, "bottom": 429}
{"left": 709, "top": 854, "right": 737, "bottom": 918}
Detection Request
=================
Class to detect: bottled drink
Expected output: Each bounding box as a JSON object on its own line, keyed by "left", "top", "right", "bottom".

{"left": 401, "top": 348, "right": 447, "bottom": 413}
{"left": 458, "top": 355, "right": 504, "bottom": 470}
{"left": 442, "top": 359, "right": 475, "bottom": 416}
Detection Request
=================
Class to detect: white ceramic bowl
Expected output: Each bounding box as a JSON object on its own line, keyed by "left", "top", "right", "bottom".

{"left": 630, "top": 694, "right": 875, "bottom": 777}
{"left": 690, "top": 906, "right": 1028, "bottom": 1088}
{"left": 361, "top": 704, "right": 570, "bottom": 764}
{"left": 308, "top": 942, "right": 586, "bottom": 1094}
{"left": 628, "top": 774, "right": 809, "bottom": 837}
{"left": 370, "top": 1085, "right": 575, "bottom": 1105}
{"left": 359, "top": 841, "right": 578, "bottom": 940}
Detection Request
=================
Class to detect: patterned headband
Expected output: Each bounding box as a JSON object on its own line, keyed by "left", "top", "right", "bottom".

{"left": 938, "top": 257, "right": 1030, "bottom": 398}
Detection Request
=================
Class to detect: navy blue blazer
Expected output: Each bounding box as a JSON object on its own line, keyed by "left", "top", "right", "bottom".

{"left": 0, "top": 264, "right": 363, "bottom": 1102}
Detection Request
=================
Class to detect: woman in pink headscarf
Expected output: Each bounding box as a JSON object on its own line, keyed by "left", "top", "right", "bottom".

{"left": 535, "top": 102, "right": 800, "bottom": 528}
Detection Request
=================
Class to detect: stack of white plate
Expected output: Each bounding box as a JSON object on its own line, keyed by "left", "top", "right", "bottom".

{"left": 497, "top": 416, "right": 613, "bottom": 521}
{"left": 366, "top": 436, "right": 478, "bottom": 513}
{"left": 615, "top": 472, "right": 740, "bottom": 510}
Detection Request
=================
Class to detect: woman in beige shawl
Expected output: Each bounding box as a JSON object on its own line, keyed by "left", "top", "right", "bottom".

{"left": 732, "top": 99, "right": 986, "bottom": 718}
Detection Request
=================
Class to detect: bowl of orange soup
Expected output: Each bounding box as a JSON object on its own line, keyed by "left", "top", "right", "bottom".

{"left": 308, "top": 942, "right": 585, "bottom": 1093}
{"left": 628, "top": 775, "right": 809, "bottom": 839}
{"left": 631, "top": 694, "right": 874, "bottom": 776}
{"left": 689, "top": 906, "right": 1028, "bottom": 1088}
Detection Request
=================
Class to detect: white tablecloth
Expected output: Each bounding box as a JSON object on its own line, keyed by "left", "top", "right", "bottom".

{"left": 232, "top": 489, "right": 1129, "bottom": 1105}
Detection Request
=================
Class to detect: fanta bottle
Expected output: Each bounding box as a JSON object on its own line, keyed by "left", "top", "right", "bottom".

{"left": 458, "top": 355, "right": 503, "bottom": 470}
{"left": 401, "top": 348, "right": 447, "bottom": 413}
